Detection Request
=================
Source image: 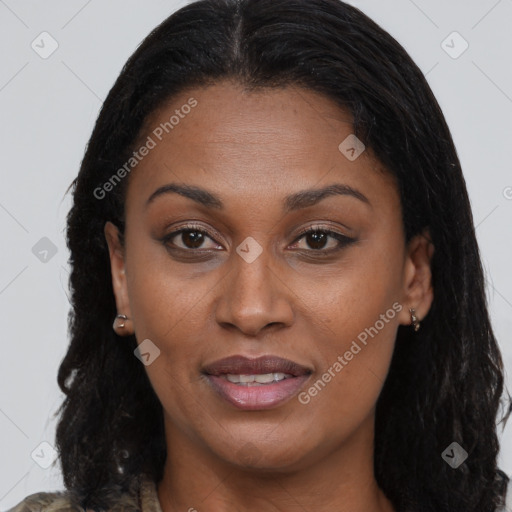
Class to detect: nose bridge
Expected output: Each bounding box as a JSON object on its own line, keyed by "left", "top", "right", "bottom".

{"left": 230, "top": 239, "right": 275, "bottom": 309}
{"left": 214, "top": 237, "right": 294, "bottom": 334}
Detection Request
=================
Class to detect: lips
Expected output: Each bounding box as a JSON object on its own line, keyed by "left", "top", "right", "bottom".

{"left": 202, "top": 355, "right": 312, "bottom": 410}
{"left": 202, "top": 355, "right": 311, "bottom": 377}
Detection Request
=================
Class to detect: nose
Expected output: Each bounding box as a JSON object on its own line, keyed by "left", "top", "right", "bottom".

{"left": 214, "top": 244, "right": 295, "bottom": 337}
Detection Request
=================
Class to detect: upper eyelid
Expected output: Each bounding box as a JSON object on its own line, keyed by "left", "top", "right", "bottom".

{"left": 164, "top": 223, "right": 352, "bottom": 247}
{"left": 295, "top": 225, "right": 349, "bottom": 237}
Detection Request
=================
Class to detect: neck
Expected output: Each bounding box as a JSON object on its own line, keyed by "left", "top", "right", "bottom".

{"left": 156, "top": 414, "right": 395, "bottom": 512}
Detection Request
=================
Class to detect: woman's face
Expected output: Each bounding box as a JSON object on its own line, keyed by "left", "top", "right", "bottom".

{"left": 105, "top": 80, "right": 433, "bottom": 471}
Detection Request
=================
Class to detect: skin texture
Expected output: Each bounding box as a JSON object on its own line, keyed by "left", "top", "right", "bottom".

{"left": 105, "top": 80, "right": 434, "bottom": 512}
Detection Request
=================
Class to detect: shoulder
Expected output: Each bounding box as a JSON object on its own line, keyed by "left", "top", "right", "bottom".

{"left": 497, "top": 470, "right": 512, "bottom": 512}
{"left": 5, "top": 476, "right": 160, "bottom": 512}
{"left": 5, "top": 490, "right": 84, "bottom": 512}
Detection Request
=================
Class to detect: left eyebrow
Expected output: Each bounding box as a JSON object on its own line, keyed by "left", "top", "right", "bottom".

{"left": 283, "top": 183, "right": 371, "bottom": 212}
{"left": 144, "top": 182, "right": 371, "bottom": 211}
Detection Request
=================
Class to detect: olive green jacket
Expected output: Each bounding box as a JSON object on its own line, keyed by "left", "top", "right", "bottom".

{"left": 6, "top": 476, "right": 162, "bottom": 512}
{"left": 6, "top": 475, "right": 512, "bottom": 511}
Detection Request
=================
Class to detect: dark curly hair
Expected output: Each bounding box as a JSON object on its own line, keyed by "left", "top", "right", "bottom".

{"left": 55, "top": 0, "right": 511, "bottom": 510}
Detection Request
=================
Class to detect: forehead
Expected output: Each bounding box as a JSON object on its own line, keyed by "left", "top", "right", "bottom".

{"left": 125, "top": 80, "right": 398, "bottom": 214}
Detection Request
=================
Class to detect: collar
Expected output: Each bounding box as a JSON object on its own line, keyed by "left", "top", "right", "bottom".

{"left": 139, "top": 476, "right": 164, "bottom": 512}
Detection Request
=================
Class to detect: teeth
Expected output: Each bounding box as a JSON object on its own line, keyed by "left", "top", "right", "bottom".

{"left": 254, "top": 373, "right": 276, "bottom": 383}
{"left": 225, "top": 373, "right": 292, "bottom": 385}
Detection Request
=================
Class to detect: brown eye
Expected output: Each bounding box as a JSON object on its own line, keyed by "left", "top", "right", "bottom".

{"left": 304, "top": 231, "right": 329, "bottom": 250}
{"left": 180, "top": 230, "right": 207, "bottom": 249}
{"left": 290, "top": 228, "right": 355, "bottom": 253}
{"left": 162, "top": 226, "right": 222, "bottom": 251}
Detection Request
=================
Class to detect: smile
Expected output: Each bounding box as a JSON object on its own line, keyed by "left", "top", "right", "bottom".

{"left": 224, "top": 372, "right": 293, "bottom": 385}
{"left": 202, "top": 355, "right": 312, "bottom": 410}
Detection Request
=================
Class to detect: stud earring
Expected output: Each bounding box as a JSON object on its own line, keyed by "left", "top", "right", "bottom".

{"left": 409, "top": 308, "right": 420, "bottom": 332}
{"left": 113, "top": 314, "right": 128, "bottom": 330}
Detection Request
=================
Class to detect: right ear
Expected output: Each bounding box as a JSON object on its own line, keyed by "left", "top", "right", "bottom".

{"left": 104, "top": 221, "right": 134, "bottom": 336}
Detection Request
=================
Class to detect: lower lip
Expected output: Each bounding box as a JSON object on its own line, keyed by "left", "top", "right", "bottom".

{"left": 205, "top": 374, "right": 311, "bottom": 410}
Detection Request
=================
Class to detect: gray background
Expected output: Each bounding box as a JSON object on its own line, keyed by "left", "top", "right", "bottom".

{"left": 1, "top": 0, "right": 511, "bottom": 509}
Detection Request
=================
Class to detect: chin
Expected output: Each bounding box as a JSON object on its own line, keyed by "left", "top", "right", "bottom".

{"left": 215, "top": 438, "right": 314, "bottom": 473}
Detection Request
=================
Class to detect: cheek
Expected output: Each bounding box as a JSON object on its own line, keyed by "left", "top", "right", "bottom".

{"left": 299, "top": 316, "right": 398, "bottom": 436}
{"left": 124, "top": 270, "right": 216, "bottom": 411}
{"left": 129, "top": 277, "right": 209, "bottom": 356}
{"left": 125, "top": 263, "right": 211, "bottom": 423}
{"left": 296, "top": 240, "right": 403, "bottom": 338}
{"left": 296, "top": 247, "right": 403, "bottom": 414}
{"left": 124, "top": 234, "right": 207, "bottom": 338}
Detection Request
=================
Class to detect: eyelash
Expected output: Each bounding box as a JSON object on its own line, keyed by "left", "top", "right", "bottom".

{"left": 161, "top": 223, "right": 356, "bottom": 256}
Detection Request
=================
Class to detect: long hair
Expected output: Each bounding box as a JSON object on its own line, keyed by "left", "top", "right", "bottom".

{"left": 56, "top": 1, "right": 510, "bottom": 510}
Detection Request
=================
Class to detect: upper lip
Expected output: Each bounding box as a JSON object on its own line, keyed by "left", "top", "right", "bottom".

{"left": 202, "top": 355, "right": 312, "bottom": 377}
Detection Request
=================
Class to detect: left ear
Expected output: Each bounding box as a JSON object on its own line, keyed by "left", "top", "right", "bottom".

{"left": 398, "top": 227, "right": 435, "bottom": 326}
